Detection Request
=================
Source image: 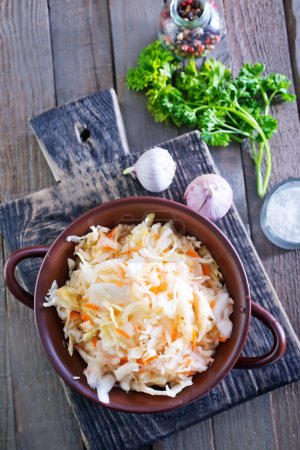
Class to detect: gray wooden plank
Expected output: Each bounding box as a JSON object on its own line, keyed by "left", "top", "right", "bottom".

{"left": 30, "top": 90, "right": 130, "bottom": 182}
{"left": 0, "top": 0, "right": 82, "bottom": 448}
{"left": 109, "top": 0, "right": 179, "bottom": 152}
{"left": 271, "top": 384, "right": 300, "bottom": 450}
{"left": 284, "top": 0, "right": 300, "bottom": 111}
{"left": 211, "top": 144, "right": 249, "bottom": 230}
{"left": 213, "top": 393, "right": 277, "bottom": 450}
{"left": 0, "top": 2, "right": 55, "bottom": 202}
{"left": 209, "top": 1, "right": 277, "bottom": 445}
{"left": 271, "top": 4, "right": 300, "bottom": 442}
{"left": 224, "top": 0, "right": 300, "bottom": 448}
{"left": 154, "top": 421, "right": 214, "bottom": 450}
{"left": 0, "top": 240, "right": 16, "bottom": 450}
{"left": 48, "top": 0, "right": 114, "bottom": 105}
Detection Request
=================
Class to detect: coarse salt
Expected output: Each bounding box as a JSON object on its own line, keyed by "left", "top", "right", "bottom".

{"left": 266, "top": 186, "right": 300, "bottom": 242}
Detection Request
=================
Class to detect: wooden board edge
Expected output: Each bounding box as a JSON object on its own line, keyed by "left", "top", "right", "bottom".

{"left": 61, "top": 380, "right": 90, "bottom": 450}
{"left": 109, "top": 88, "right": 131, "bottom": 155}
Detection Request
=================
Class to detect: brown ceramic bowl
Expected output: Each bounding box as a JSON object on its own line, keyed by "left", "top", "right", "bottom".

{"left": 4, "top": 197, "right": 286, "bottom": 413}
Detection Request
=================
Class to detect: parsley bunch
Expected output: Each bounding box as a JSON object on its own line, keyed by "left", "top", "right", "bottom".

{"left": 126, "top": 41, "right": 295, "bottom": 197}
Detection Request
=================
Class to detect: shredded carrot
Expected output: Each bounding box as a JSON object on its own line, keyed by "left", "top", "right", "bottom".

{"left": 145, "top": 355, "right": 159, "bottom": 363}
{"left": 192, "top": 328, "right": 197, "bottom": 350}
{"left": 91, "top": 337, "right": 98, "bottom": 348}
{"left": 139, "top": 355, "right": 159, "bottom": 365}
{"left": 70, "top": 310, "right": 80, "bottom": 320}
{"left": 81, "top": 314, "right": 90, "bottom": 322}
{"left": 187, "top": 248, "right": 199, "bottom": 258}
{"left": 171, "top": 323, "right": 180, "bottom": 341}
{"left": 85, "top": 303, "right": 99, "bottom": 311}
{"left": 150, "top": 282, "right": 167, "bottom": 294}
{"left": 115, "top": 328, "right": 131, "bottom": 339}
{"left": 107, "top": 228, "right": 116, "bottom": 239}
{"left": 175, "top": 371, "right": 196, "bottom": 376}
{"left": 102, "top": 245, "right": 115, "bottom": 251}
{"left": 120, "top": 356, "right": 128, "bottom": 365}
{"left": 121, "top": 246, "right": 141, "bottom": 255}
{"left": 210, "top": 300, "right": 215, "bottom": 308}
{"left": 115, "top": 281, "right": 124, "bottom": 287}
{"left": 185, "top": 357, "right": 192, "bottom": 365}
{"left": 219, "top": 336, "right": 228, "bottom": 342}
{"left": 202, "top": 264, "right": 211, "bottom": 276}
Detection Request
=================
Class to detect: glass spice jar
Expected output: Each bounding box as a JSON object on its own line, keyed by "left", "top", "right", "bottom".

{"left": 260, "top": 178, "right": 300, "bottom": 250}
{"left": 158, "top": 0, "right": 223, "bottom": 59}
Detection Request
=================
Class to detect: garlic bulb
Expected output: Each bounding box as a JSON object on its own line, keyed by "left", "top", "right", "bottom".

{"left": 184, "top": 174, "right": 233, "bottom": 221}
{"left": 123, "top": 147, "right": 176, "bottom": 193}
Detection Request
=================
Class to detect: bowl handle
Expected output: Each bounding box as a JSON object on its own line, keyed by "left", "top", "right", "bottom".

{"left": 234, "top": 301, "right": 286, "bottom": 369}
{"left": 4, "top": 246, "right": 49, "bottom": 309}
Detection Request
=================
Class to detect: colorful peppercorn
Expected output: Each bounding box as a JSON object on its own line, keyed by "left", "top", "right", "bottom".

{"left": 158, "top": 0, "right": 223, "bottom": 59}
{"left": 177, "top": 0, "right": 204, "bottom": 21}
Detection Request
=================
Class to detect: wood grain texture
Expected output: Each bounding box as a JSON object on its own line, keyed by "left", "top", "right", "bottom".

{"left": 151, "top": 2, "right": 251, "bottom": 449}
{"left": 109, "top": 0, "right": 179, "bottom": 152}
{"left": 284, "top": 0, "right": 300, "bottom": 111}
{"left": 109, "top": 3, "right": 251, "bottom": 449}
{"left": 206, "top": 1, "right": 276, "bottom": 446}
{"left": 212, "top": 393, "right": 277, "bottom": 450}
{"left": 0, "top": 130, "right": 299, "bottom": 450}
{"left": 48, "top": 0, "right": 114, "bottom": 105}
{"left": 0, "top": 0, "right": 55, "bottom": 202}
{"left": 154, "top": 421, "right": 214, "bottom": 450}
{"left": 109, "top": 0, "right": 231, "bottom": 151}
{"left": 224, "top": 1, "right": 300, "bottom": 448}
{"left": 0, "top": 0, "right": 82, "bottom": 448}
{"left": 0, "top": 0, "right": 298, "bottom": 449}
{"left": 30, "top": 90, "right": 130, "bottom": 182}
{"left": 0, "top": 241, "right": 16, "bottom": 450}
{"left": 271, "top": 383, "right": 300, "bottom": 450}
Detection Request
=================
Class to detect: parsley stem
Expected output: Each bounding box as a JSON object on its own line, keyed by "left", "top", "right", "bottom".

{"left": 217, "top": 104, "right": 271, "bottom": 197}
{"left": 227, "top": 112, "right": 241, "bottom": 128}
{"left": 260, "top": 87, "right": 270, "bottom": 115}
{"left": 268, "top": 91, "right": 278, "bottom": 105}
{"left": 261, "top": 141, "right": 272, "bottom": 196}
{"left": 256, "top": 142, "right": 265, "bottom": 196}
{"left": 230, "top": 135, "right": 244, "bottom": 144}
{"left": 222, "top": 105, "right": 269, "bottom": 146}
{"left": 188, "top": 105, "right": 208, "bottom": 111}
{"left": 250, "top": 139, "right": 258, "bottom": 162}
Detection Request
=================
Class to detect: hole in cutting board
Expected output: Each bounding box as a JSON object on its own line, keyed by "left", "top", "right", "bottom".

{"left": 80, "top": 128, "right": 91, "bottom": 142}
{"left": 75, "top": 121, "right": 91, "bottom": 143}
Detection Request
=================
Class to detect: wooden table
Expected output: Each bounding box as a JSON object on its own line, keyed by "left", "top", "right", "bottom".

{"left": 1, "top": 1, "right": 299, "bottom": 449}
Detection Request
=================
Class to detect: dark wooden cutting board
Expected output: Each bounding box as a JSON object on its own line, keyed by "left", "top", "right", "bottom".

{"left": 0, "top": 90, "right": 299, "bottom": 450}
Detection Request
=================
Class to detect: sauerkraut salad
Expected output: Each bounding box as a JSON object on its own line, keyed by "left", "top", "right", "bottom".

{"left": 44, "top": 213, "right": 233, "bottom": 403}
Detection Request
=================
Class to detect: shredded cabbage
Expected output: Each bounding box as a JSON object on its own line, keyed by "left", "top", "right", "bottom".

{"left": 44, "top": 214, "right": 233, "bottom": 403}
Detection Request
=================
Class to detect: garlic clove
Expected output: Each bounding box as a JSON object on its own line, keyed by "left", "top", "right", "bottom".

{"left": 123, "top": 147, "right": 176, "bottom": 193}
{"left": 184, "top": 174, "right": 233, "bottom": 221}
